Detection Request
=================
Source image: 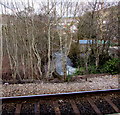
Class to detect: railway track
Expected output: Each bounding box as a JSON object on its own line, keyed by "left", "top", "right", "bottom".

{"left": 1, "top": 89, "right": 120, "bottom": 115}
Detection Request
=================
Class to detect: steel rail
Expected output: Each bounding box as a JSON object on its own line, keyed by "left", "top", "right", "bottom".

{"left": 0, "top": 88, "right": 120, "bottom": 101}
{"left": 1, "top": 88, "right": 120, "bottom": 114}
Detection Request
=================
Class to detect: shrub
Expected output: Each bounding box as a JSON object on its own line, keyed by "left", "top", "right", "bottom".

{"left": 102, "top": 58, "right": 120, "bottom": 75}
{"left": 74, "top": 67, "right": 85, "bottom": 75}
{"left": 88, "top": 65, "right": 98, "bottom": 74}
{"left": 65, "top": 75, "right": 73, "bottom": 82}
{"left": 73, "top": 58, "right": 120, "bottom": 76}
{"left": 99, "top": 53, "right": 111, "bottom": 66}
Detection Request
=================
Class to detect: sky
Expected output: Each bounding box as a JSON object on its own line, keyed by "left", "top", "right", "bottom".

{"left": 0, "top": 0, "right": 119, "bottom": 14}
{"left": 0, "top": 0, "right": 119, "bottom": 3}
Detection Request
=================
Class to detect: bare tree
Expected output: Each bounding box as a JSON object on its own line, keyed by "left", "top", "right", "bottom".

{"left": 1, "top": 0, "right": 94, "bottom": 82}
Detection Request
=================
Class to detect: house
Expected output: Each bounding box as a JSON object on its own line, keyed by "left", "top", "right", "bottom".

{"left": 58, "top": 17, "right": 79, "bottom": 34}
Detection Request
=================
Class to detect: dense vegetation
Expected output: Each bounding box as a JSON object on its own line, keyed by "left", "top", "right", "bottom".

{"left": 69, "top": 4, "right": 120, "bottom": 76}
{"left": 1, "top": 1, "right": 120, "bottom": 83}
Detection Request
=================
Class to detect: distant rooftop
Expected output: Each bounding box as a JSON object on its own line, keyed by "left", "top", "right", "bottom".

{"left": 79, "top": 40, "right": 108, "bottom": 44}
{"left": 79, "top": 40, "right": 93, "bottom": 44}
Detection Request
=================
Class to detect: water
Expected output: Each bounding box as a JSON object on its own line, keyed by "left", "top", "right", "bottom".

{"left": 53, "top": 52, "right": 76, "bottom": 76}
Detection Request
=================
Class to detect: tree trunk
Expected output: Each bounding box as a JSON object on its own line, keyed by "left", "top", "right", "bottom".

{"left": 47, "top": 25, "right": 51, "bottom": 78}
{"left": 0, "top": 14, "right": 3, "bottom": 84}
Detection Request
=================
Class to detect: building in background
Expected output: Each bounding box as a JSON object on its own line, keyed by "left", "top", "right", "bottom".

{"left": 58, "top": 17, "right": 79, "bottom": 34}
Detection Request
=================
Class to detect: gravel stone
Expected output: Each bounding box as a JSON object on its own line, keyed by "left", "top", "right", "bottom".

{"left": 1, "top": 74, "right": 119, "bottom": 97}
